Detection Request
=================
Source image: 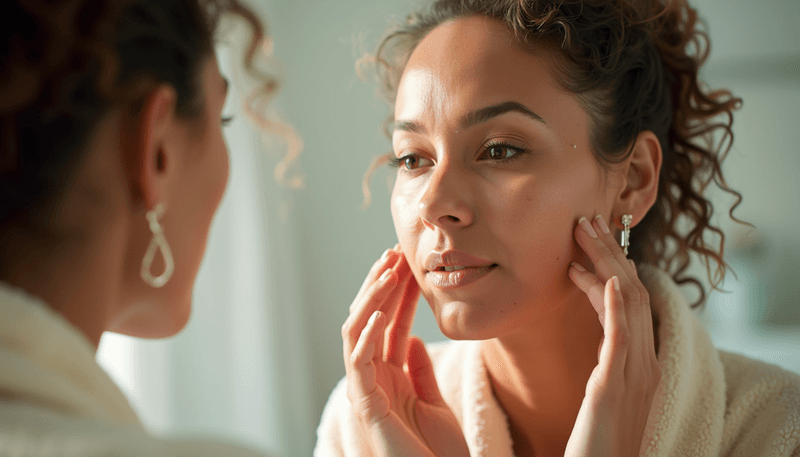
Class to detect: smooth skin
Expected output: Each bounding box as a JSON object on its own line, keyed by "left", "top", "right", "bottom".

{"left": 343, "top": 16, "right": 662, "bottom": 457}
{"left": 0, "top": 57, "right": 231, "bottom": 348}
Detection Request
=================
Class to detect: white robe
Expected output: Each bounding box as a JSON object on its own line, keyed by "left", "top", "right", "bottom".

{"left": 314, "top": 266, "right": 800, "bottom": 456}
{"left": 0, "top": 281, "right": 269, "bottom": 457}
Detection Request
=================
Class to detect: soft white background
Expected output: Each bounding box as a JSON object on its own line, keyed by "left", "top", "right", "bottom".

{"left": 96, "top": 0, "right": 800, "bottom": 455}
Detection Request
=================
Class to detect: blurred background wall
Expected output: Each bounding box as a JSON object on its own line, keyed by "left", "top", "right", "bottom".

{"left": 96, "top": 0, "right": 800, "bottom": 455}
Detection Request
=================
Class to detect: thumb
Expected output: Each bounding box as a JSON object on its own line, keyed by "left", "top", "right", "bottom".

{"left": 405, "top": 336, "right": 445, "bottom": 406}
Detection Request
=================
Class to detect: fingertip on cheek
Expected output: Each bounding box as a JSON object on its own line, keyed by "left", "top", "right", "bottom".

{"left": 571, "top": 262, "right": 587, "bottom": 272}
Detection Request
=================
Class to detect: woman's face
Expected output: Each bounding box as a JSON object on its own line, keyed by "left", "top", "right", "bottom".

{"left": 165, "top": 57, "right": 231, "bottom": 328}
{"left": 390, "top": 16, "right": 624, "bottom": 340}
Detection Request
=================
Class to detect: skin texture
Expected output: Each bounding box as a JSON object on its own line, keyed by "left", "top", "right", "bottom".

{"left": 344, "top": 16, "right": 663, "bottom": 457}
{"left": 1, "top": 57, "right": 230, "bottom": 348}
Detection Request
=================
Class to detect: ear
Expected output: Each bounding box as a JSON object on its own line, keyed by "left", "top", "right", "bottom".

{"left": 124, "top": 85, "right": 179, "bottom": 212}
{"left": 613, "top": 130, "right": 662, "bottom": 229}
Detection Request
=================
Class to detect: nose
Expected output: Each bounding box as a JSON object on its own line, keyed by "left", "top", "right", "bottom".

{"left": 417, "top": 163, "right": 474, "bottom": 231}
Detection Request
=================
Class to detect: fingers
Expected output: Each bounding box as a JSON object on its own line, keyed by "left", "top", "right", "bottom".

{"left": 574, "top": 215, "right": 636, "bottom": 285}
{"left": 596, "top": 277, "right": 628, "bottom": 379}
{"left": 351, "top": 245, "right": 401, "bottom": 312}
{"left": 568, "top": 262, "right": 607, "bottom": 324}
{"left": 573, "top": 214, "right": 650, "bottom": 346}
{"left": 404, "top": 336, "right": 445, "bottom": 406}
{"left": 348, "top": 311, "right": 391, "bottom": 425}
{"left": 343, "top": 258, "right": 400, "bottom": 361}
{"left": 377, "top": 254, "right": 414, "bottom": 326}
{"left": 344, "top": 245, "right": 411, "bottom": 359}
{"left": 571, "top": 214, "right": 657, "bottom": 384}
{"left": 384, "top": 276, "right": 421, "bottom": 366}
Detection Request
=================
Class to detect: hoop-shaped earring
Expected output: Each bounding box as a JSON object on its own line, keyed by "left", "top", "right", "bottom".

{"left": 620, "top": 214, "right": 633, "bottom": 256}
{"left": 141, "top": 203, "right": 174, "bottom": 288}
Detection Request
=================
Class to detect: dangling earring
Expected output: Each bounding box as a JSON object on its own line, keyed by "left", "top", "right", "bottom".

{"left": 141, "top": 203, "right": 174, "bottom": 288}
{"left": 620, "top": 214, "right": 633, "bottom": 256}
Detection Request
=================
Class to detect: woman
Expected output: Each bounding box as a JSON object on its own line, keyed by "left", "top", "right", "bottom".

{"left": 0, "top": 1, "right": 433, "bottom": 455}
{"left": 316, "top": 0, "right": 800, "bottom": 456}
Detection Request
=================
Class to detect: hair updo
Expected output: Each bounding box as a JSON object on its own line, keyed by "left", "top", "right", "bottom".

{"left": 0, "top": 0, "right": 275, "bottom": 227}
{"left": 364, "top": 0, "right": 745, "bottom": 306}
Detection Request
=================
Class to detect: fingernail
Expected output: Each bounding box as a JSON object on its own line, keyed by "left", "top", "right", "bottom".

{"left": 628, "top": 259, "right": 636, "bottom": 268}
{"left": 381, "top": 249, "right": 391, "bottom": 261}
{"left": 571, "top": 262, "right": 587, "bottom": 272}
{"left": 578, "top": 217, "right": 598, "bottom": 238}
{"left": 379, "top": 269, "right": 391, "bottom": 282}
{"left": 612, "top": 276, "right": 620, "bottom": 291}
{"left": 368, "top": 310, "right": 381, "bottom": 326}
{"left": 594, "top": 215, "right": 610, "bottom": 235}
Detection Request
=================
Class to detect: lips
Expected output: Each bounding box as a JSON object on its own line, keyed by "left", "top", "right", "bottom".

{"left": 424, "top": 250, "right": 497, "bottom": 289}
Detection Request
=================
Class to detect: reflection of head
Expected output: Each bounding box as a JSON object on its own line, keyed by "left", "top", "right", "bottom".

{"left": 0, "top": 0, "right": 273, "bottom": 227}
{"left": 366, "top": 0, "right": 744, "bottom": 306}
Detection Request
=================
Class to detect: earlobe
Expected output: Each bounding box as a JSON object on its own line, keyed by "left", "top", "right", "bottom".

{"left": 126, "top": 85, "right": 178, "bottom": 211}
{"left": 614, "top": 130, "right": 662, "bottom": 228}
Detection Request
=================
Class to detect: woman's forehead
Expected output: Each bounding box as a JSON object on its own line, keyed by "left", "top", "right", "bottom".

{"left": 395, "top": 16, "right": 576, "bottom": 133}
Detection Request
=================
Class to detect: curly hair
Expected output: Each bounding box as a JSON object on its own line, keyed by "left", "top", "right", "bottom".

{"left": 0, "top": 0, "right": 296, "bottom": 229}
{"left": 362, "top": 0, "right": 746, "bottom": 307}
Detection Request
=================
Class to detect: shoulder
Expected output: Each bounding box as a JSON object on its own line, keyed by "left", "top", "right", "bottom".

{"left": 718, "top": 351, "right": 800, "bottom": 456}
{"left": 0, "top": 402, "right": 269, "bottom": 457}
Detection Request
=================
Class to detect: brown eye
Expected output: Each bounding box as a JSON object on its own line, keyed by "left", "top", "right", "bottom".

{"left": 391, "top": 154, "right": 433, "bottom": 171}
{"left": 403, "top": 156, "right": 420, "bottom": 170}
{"left": 488, "top": 145, "right": 515, "bottom": 160}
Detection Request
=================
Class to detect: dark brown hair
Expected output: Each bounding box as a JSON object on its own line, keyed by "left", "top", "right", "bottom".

{"left": 0, "top": 0, "right": 282, "bottom": 226}
{"left": 364, "top": 0, "right": 745, "bottom": 306}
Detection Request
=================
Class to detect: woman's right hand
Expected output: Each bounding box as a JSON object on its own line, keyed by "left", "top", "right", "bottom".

{"left": 342, "top": 246, "right": 469, "bottom": 457}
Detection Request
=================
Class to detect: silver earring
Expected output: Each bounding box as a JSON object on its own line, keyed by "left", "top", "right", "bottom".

{"left": 141, "top": 203, "right": 174, "bottom": 288}
{"left": 620, "top": 214, "right": 633, "bottom": 256}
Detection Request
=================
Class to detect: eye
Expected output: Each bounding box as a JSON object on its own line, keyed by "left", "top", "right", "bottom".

{"left": 221, "top": 116, "right": 234, "bottom": 127}
{"left": 486, "top": 144, "right": 521, "bottom": 161}
{"left": 404, "top": 156, "right": 420, "bottom": 170}
{"left": 389, "top": 154, "right": 434, "bottom": 171}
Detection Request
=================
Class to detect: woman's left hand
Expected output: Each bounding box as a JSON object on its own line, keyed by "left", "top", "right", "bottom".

{"left": 564, "top": 215, "right": 662, "bottom": 457}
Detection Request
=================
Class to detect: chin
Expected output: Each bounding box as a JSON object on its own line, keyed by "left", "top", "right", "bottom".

{"left": 433, "top": 299, "right": 512, "bottom": 341}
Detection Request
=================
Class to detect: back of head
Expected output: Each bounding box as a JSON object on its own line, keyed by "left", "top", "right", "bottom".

{"left": 0, "top": 0, "right": 270, "bottom": 230}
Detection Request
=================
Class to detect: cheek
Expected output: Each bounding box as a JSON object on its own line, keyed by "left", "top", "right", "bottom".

{"left": 208, "top": 129, "right": 230, "bottom": 203}
{"left": 390, "top": 178, "right": 426, "bottom": 275}
{"left": 488, "top": 169, "right": 598, "bottom": 289}
{"left": 391, "top": 181, "right": 419, "bottom": 236}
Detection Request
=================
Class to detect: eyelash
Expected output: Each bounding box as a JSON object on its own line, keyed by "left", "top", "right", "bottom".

{"left": 481, "top": 141, "right": 528, "bottom": 163}
{"left": 388, "top": 155, "right": 407, "bottom": 168}
{"left": 221, "top": 116, "right": 234, "bottom": 126}
{"left": 388, "top": 141, "right": 528, "bottom": 170}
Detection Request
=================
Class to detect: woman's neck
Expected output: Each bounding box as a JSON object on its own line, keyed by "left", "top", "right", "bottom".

{"left": 0, "top": 216, "right": 126, "bottom": 350}
{"left": 480, "top": 291, "right": 604, "bottom": 457}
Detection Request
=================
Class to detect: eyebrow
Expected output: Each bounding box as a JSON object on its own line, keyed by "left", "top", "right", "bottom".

{"left": 222, "top": 77, "right": 229, "bottom": 97}
{"left": 460, "top": 101, "right": 546, "bottom": 129}
{"left": 393, "top": 101, "right": 546, "bottom": 134}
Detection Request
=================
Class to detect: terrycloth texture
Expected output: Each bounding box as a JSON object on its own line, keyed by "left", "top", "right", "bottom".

{"left": 0, "top": 281, "right": 268, "bottom": 457}
{"left": 314, "top": 267, "right": 800, "bottom": 456}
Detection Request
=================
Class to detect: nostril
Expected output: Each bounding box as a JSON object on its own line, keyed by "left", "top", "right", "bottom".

{"left": 446, "top": 215, "right": 460, "bottom": 222}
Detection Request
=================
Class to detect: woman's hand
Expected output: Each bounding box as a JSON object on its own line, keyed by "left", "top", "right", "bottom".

{"left": 565, "top": 215, "right": 662, "bottom": 457}
{"left": 342, "top": 246, "right": 469, "bottom": 457}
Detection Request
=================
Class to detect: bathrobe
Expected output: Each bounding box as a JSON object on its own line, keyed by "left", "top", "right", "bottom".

{"left": 315, "top": 266, "right": 800, "bottom": 456}
{"left": 0, "top": 282, "right": 268, "bottom": 457}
